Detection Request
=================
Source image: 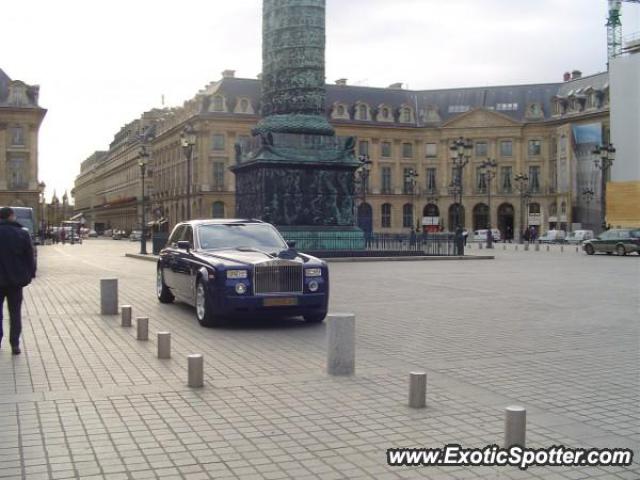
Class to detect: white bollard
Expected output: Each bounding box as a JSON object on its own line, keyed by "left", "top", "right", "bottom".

{"left": 504, "top": 406, "right": 526, "bottom": 448}
{"left": 100, "top": 278, "right": 118, "bottom": 315}
{"left": 408, "top": 372, "right": 427, "bottom": 408}
{"left": 188, "top": 354, "right": 204, "bottom": 388}
{"left": 121, "top": 305, "right": 132, "bottom": 327}
{"left": 157, "top": 332, "right": 171, "bottom": 359}
{"left": 136, "top": 317, "right": 149, "bottom": 341}
{"left": 327, "top": 313, "right": 356, "bottom": 376}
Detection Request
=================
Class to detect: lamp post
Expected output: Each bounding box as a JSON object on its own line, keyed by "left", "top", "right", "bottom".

{"left": 449, "top": 137, "right": 472, "bottom": 229}
{"left": 592, "top": 143, "right": 615, "bottom": 231}
{"left": 180, "top": 123, "right": 197, "bottom": 221}
{"left": 514, "top": 173, "right": 530, "bottom": 243}
{"left": 356, "top": 155, "right": 372, "bottom": 204}
{"left": 138, "top": 145, "right": 150, "bottom": 255}
{"left": 480, "top": 159, "right": 498, "bottom": 248}
{"left": 38, "top": 181, "right": 46, "bottom": 243}
{"left": 582, "top": 187, "right": 595, "bottom": 230}
{"left": 404, "top": 168, "right": 419, "bottom": 231}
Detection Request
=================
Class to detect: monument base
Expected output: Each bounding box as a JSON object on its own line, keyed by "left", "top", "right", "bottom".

{"left": 277, "top": 226, "right": 365, "bottom": 251}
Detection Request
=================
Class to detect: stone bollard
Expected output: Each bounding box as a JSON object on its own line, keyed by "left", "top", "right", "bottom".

{"left": 576, "top": 246, "right": 579, "bottom": 253}
{"left": 535, "top": 242, "right": 540, "bottom": 251}
{"left": 515, "top": 245, "right": 518, "bottom": 251}
{"left": 561, "top": 245, "right": 564, "bottom": 253}
{"left": 100, "top": 278, "right": 118, "bottom": 315}
{"left": 157, "top": 332, "right": 171, "bottom": 359}
{"left": 503, "top": 244, "right": 506, "bottom": 250}
{"left": 327, "top": 313, "right": 356, "bottom": 376}
{"left": 136, "top": 317, "right": 149, "bottom": 341}
{"left": 121, "top": 305, "right": 132, "bottom": 327}
{"left": 408, "top": 371, "right": 427, "bottom": 408}
{"left": 546, "top": 245, "right": 550, "bottom": 252}
{"left": 504, "top": 406, "right": 526, "bottom": 448}
{"left": 524, "top": 243, "right": 529, "bottom": 251}
{"left": 188, "top": 354, "right": 204, "bottom": 388}
{"left": 479, "top": 242, "right": 483, "bottom": 250}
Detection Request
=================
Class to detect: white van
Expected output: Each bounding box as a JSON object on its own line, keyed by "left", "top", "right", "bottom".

{"left": 565, "top": 230, "right": 594, "bottom": 244}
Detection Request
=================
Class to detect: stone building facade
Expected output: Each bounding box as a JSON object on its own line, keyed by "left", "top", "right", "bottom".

{"left": 0, "top": 69, "right": 46, "bottom": 222}
{"left": 73, "top": 70, "right": 610, "bottom": 237}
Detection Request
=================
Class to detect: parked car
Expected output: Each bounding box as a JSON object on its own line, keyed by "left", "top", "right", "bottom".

{"left": 129, "top": 230, "right": 143, "bottom": 242}
{"left": 112, "top": 230, "right": 124, "bottom": 240}
{"left": 565, "top": 230, "right": 594, "bottom": 244}
{"left": 538, "top": 229, "right": 566, "bottom": 243}
{"left": 583, "top": 228, "right": 640, "bottom": 256}
{"left": 157, "top": 219, "right": 329, "bottom": 327}
{"left": 88, "top": 230, "right": 98, "bottom": 238}
{"left": 473, "top": 229, "right": 501, "bottom": 242}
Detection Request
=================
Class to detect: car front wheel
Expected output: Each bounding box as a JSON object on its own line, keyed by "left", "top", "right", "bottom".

{"left": 616, "top": 244, "right": 626, "bottom": 256}
{"left": 303, "top": 311, "right": 327, "bottom": 323}
{"left": 157, "top": 268, "right": 174, "bottom": 303}
{"left": 584, "top": 244, "right": 595, "bottom": 255}
{"left": 195, "top": 279, "right": 224, "bottom": 327}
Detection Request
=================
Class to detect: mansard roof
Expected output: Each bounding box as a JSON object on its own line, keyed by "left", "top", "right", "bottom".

{"left": 0, "top": 68, "right": 42, "bottom": 108}
{"left": 206, "top": 72, "right": 608, "bottom": 127}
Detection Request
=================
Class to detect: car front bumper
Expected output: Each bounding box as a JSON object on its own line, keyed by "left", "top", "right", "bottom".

{"left": 214, "top": 292, "right": 328, "bottom": 318}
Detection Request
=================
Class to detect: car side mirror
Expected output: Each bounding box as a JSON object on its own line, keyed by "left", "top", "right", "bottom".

{"left": 177, "top": 240, "right": 192, "bottom": 251}
{"left": 286, "top": 240, "right": 296, "bottom": 249}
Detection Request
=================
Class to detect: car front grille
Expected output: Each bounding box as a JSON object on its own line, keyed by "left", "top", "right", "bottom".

{"left": 254, "top": 260, "right": 303, "bottom": 295}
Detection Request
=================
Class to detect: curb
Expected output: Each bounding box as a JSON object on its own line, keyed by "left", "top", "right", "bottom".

{"left": 125, "top": 253, "right": 494, "bottom": 263}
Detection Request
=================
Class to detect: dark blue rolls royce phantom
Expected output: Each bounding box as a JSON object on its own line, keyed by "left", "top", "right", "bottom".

{"left": 157, "top": 219, "right": 329, "bottom": 326}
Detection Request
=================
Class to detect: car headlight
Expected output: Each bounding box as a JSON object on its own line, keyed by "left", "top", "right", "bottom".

{"left": 308, "top": 280, "right": 319, "bottom": 292}
{"left": 305, "top": 268, "right": 322, "bottom": 277}
{"left": 227, "top": 270, "right": 248, "bottom": 279}
{"left": 235, "top": 283, "right": 247, "bottom": 294}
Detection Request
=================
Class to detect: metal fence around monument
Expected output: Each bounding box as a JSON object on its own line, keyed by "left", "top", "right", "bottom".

{"left": 281, "top": 232, "right": 458, "bottom": 257}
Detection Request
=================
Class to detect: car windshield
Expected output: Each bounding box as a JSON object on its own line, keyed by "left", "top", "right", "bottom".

{"left": 197, "top": 224, "right": 288, "bottom": 251}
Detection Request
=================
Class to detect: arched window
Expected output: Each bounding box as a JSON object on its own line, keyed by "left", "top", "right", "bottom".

{"left": 240, "top": 98, "right": 249, "bottom": 112}
{"left": 358, "top": 104, "right": 368, "bottom": 120}
{"left": 381, "top": 203, "right": 392, "bottom": 228}
{"left": 403, "top": 203, "right": 413, "bottom": 228}
{"left": 401, "top": 107, "right": 413, "bottom": 123}
{"left": 212, "top": 201, "right": 225, "bottom": 219}
{"left": 423, "top": 204, "right": 439, "bottom": 217}
{"left": 337, "top": 105, "right": 345, "bottom": 116}
{"left": 473, "top": 203, "right": 490, "bottom": 230}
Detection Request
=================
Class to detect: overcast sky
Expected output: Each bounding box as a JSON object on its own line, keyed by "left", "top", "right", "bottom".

{"left": 3, "top": 0, "right": 639, "bottom": 201}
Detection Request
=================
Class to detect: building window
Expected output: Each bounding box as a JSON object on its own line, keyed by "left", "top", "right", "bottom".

{"left": 475, "top": 142, "right": 488, "bottom": 157}
{"left": 381, "top": 141, "right": 392, "bottom": 158}
{"left": 451, "top": 166, "right": 461, "bottom": 187}
{"left": 358, "top": 140, "right": 369, "bottom": 156}
{"left": 239, "top": 98, "right": 249, "bottom": 113}
{"left": 401, "top": 107, "right": 412, "bottom": 123}
{"left": 549, "top": 161, "right": 557, "bottom": 193}
{"left": 425, "top": 168, "right": 437, "bottom": 193}
{"left": 7, "top": 155, "right": 28, "bottom": 189}
{"left": 213, "top": 162, "right": 225, "bottom": 189}
{"left": 476, "top": 167, "right": 487, "bottom": 193}
{"left": 381, "top": 203, "right": 392, "bottom": 228}
{"left": 212, "top": 201, "right": 225, "bottom": 218}
{"left": 381, "top": 107, "right": 390, "bottom": 119}
{"left": 500, "top": 140, "right": 513, "bottom": 157}
{"left": 528, "top": 140, "right": 541, "bottom": 156}
{"left": 211, "top": 134, "right": 225, "bottom": 151}
{"left": 402, "top": 143, "right": 413, "bottom": 158}
{"left": 337, "top": 105, "right": 345, "bottom": 116}
{"left": 529, "top": 166, "right": 541, "bottom": 193}
{"left": 212, "top": 96, "right": 224, "bottom": 112}
{"left": 425, "top": 143, "right": 437, "bottom": 158}
{"left": 9, "top": 126, "right": 25, "bottom": 146}
{"left": 381, "top": 167, "right": 392, "bottom": 194}
{"left": 403, "top": 168, "right": 416, "bottom": 194}
{"left": 403, "top": 204, "right": 413, "bottom": 228}
{"left": 358, "top": 104, "right": 368, "bottom": 120}
{"left": 500, "top": 166, "right": 512, "bottom": 193}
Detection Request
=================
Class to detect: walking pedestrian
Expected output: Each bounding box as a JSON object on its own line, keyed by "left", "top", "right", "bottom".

{"left": 0, "top": 207, "right": 36, "bottom": 355}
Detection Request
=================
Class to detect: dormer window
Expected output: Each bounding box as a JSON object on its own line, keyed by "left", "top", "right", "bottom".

{"left": 337, "top": 105, "right": 345, "bottom": 116}
{"left": 356, "top": 103, "right": 370, "bottom": 121}
{"left": 331, "top": 103, "right": 349, "bottom": 120}
{"left": 400, "top": 106, "right": 413, "bottom": 123}
{"left": 377, "top": 105, "right": 393, "bottom": 122}
{"left": 211, "top": 95, "right": 225, "bottom": 112}
{"left": 240, "top": 99, "right": 249, "bottom": 112}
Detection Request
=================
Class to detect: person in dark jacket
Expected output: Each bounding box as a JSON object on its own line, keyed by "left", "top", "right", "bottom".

{"left": 0, "top": 207, "right": 36, "bottom": 355}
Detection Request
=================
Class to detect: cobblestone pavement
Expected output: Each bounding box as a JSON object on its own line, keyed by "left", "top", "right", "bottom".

{"left": 0, "top": 239, "right": 637, "bottom": 479}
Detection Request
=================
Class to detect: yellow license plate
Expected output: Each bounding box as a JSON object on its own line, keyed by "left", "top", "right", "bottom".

{"left": 263, "top": 297, "right": 298, "bottom": 307}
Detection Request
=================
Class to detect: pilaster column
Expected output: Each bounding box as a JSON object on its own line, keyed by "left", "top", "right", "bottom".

{"left": 0, "top": 124, "right": 6, "bottom": 189}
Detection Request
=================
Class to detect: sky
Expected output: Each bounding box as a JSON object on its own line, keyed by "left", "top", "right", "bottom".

{"left": 2, "top": 0, "right": 639, "bottom": 202}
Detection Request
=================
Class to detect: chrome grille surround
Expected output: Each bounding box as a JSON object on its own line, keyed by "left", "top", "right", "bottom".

{"left": 253, "top": 259, "right": 303, "bottom": 295}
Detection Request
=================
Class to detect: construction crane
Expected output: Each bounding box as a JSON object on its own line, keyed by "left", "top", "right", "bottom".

{"left": 607, "top": 0, "right": 640, "bottom": 61}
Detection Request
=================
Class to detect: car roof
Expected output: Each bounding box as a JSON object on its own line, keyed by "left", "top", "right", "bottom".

{"left": 176, "top": 219, "right": 266, "bottom": 227}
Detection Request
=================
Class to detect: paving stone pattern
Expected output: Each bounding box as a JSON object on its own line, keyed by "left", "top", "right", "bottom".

{"left": 0, "top": 240, "right": 637, "bottom": 479}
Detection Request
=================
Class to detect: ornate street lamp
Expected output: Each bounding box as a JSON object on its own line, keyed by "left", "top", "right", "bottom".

{"left": 514, "top": 173, "right": 530, "bottom": 243}
{"left": 138, "top": 145, "right": 150, "bottom": 255}
{"left": 480, "top": 159, "right": 498, "bottom": 248}
{"left": 592, "top": 143, "right": 615, "bottom": 231}
{"left": 449, "top": 137, "right": 472, "bottom": 229}
{"left": 404, "top": 168, "right": 419, "bottom": 231}
{"left": 356, "top": 154, "right": 372, "bottom": 203}
{"left": 582, "top": 187, "right": 595, "bottom": 229}
{"left": 180, "top": 123, "right": 197, "bottom": 221}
